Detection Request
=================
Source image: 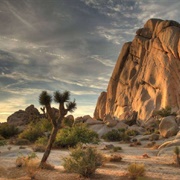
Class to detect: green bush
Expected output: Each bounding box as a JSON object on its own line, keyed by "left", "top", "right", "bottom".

{"left": 63, "top": 144, "right": 103, "bottom": 177}
{"left": 13, "top": 138, "right": 30, "bottom": 145}
{"left": 62, "top": 117, "right": 74, "bottom": 127}
{"left": 102, "top": 129, "right": 121, "bottom": 141}
{"left": 18, "top": 118, "right": 52, "bottom": 142}
{"left": 35, "top": 136, "right": 48, "bottom": 146}
{"left": 0, "top": 123, "right": 19, "bottom": 138}
{"left": 55, "top": 124, "right": 99, "bottom": 148}
{"left": 153, "top": 106, "right": 176, "bottom": 117}
{"left": 102, "top": 128, "right": 132, "bottom": 142}
{"left": 19, "top": 127, "right": 43, "bottom": 142}
{"left": 0, "top": 140, "right": 6, "bottom": 146}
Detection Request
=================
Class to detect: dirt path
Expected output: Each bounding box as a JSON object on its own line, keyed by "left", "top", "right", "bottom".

{"left": 0, "top": 140, "right": 180, "bottom": 180}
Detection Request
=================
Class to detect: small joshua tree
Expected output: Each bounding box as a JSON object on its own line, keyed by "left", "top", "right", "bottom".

{"left": 38, "top": 90, "right": 76, "bottom": 168}
{"left": 174, "top": 146, "right": 180, "bottom": 166}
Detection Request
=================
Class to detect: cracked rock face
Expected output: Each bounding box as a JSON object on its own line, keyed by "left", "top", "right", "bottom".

{"left": 94, "top": 18, "right": 180, "bottom": 121}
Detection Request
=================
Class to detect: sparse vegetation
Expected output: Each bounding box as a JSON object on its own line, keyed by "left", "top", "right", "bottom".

{"left": 62, "top": 116, "right": 74, "bottom": 127}
{"left": 16, "top": 152, "right": 39, "bottom": 179}
{"left": 173, "top": 146, "right": 180, "bottom": 166}
{"left": 63, "top": 144, "right": 104, "bottom": 177}
{"left": 108, "top": 154, "right": 122, "bottom": 162}
{"left": 0, "top": 123, "right": 19, "bottom": 139}
{"left": 102, "top": 128, "right": 137, "bottom": 142}
{"left": 55, "top": 123, "right": 99, "bottom": 148}
{"left": 153, "top": 106, "right": 176, "bottom": 118}
{"left": 127, "top": 163, "right": 145, "bottom": 179}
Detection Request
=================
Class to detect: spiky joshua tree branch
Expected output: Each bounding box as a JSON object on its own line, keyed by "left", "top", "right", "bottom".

{"left": 38, "top": 90, "right": 77, "bottom": 168}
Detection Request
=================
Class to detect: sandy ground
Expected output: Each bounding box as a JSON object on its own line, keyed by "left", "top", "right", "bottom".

{"left": 0, "top": 139, "right": 180, "bottom": 180}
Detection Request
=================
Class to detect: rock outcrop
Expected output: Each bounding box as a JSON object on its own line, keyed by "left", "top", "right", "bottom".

{"left": 94, "top": 18, "right": 180, "bottom": 121}
{"left": 7, "top": 105, "right": 41, "bottom": 126}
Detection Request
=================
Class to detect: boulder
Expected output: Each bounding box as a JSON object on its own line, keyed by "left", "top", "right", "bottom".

{"left": 159, "top": 116, "right": 179, "bottom": 138}
{"left": 94, "top": 18, "right": 180, "bottom": 121}
{"left": 103, "top": 114, "right": 117, "bottom": 127}
{"left": 7, "top": 105, "right": 40, "bottom": 126}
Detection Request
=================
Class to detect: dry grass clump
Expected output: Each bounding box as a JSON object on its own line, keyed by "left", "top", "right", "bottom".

{"left": 16, "top": 152, "right": 39, "bottom": 179}
{"left": 32, "top": 144, "right": 46, "bottom": 152}
{"left": 127, "top": 163, "right": 145, "bottom": 179}
{"left": 108, "top": 154, "right": 123, "bottom": 162}
{"left": 173, "top": 146, "right": 180, "bottom": 166}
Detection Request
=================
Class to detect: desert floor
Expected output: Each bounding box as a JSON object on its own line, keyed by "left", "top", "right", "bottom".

{"left": 0, "top": 138, "right": 180, "bottom": 180}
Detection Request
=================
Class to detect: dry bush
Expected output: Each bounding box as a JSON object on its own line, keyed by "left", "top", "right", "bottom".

{"left": 32, "top": 144, "right": 46, "bottom": 152}
{"left": 108, "top": 154, "right": 122, "bottom": 162}
{"left": 16, "top": 152, "right": 39, "bottom": 179}
{"left": 127, "top": 163, "right": 145, "bottom": 179}
{"left": 63, "top": 144, "right": 104, "bottom": 177}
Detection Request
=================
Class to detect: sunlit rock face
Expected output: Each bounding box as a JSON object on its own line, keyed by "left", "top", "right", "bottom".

{"left": 94, "top": 18, "right": 180, "bottom": 121}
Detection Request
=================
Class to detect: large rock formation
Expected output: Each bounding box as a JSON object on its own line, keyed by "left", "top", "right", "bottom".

{"left": 7, "top": 105, "right": 41, "bottom": 126}
{"left": 94, "top": 18, "right": 180, "bottom": 121}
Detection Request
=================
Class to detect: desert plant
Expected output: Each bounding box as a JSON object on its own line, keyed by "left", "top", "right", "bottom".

{"left": 102, "top": 129, "right": 121, "bottom": 141}
{"left": 32, "top": 144, "right": 46, "bottom": 152}
{"left": 55, "top": 123, "right": 99, "bottom": 148}
{"left": 0, "top": 123, "right": 19, "bottom": 138}
{"left": 38, "top": 90, "right": 76, "bottom": 168}
{"left": 63, "top": 144, "right": 104, "bottom": 177}
{"left": 112, "top": 146, "right": 122, "bottom": 152}
{"left": 128, "top": 163, "right": 145, "bottom": 179}
{"left": 102, "top": 129, "right": 132, "bottom": 142}
{"left": 62, "top": 116, "right": 74, "bottom": 127}
{"left": 153, "top": 106, "right": 176, "bottom": 118}
{"left": 173, "top": 146, "right": 180, "bottom": 166}
{"left": 0, "top": 140, "right": 6, "bottom": 146}
{"left": 35, "top": 136, "right": 48, "bottom": 146}
{"left": 19, "top": 127, "right": 43, "bottom": 142}
{"left": 108, "top": 154, "right": 122, "bottom": 162}
{"left": 13, "top": 138, "right": 30, "bottom": 145}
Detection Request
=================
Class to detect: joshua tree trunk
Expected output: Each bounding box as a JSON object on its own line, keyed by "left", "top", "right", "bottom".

{"left": 39, "top": 126, "right": 59, "bottom": 168}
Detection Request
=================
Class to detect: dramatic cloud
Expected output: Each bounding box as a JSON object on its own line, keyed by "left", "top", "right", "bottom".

{"left": 0, "top": 0, "right": 180, "bottom": 122}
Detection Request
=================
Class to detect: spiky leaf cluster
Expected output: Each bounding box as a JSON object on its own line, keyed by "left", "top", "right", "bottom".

{"left": 39, "top": 91, "right": 52, "bottom": 106}
{"left": 54, "top": 91, "right": 70, "bottom": 103}
{"left": 66, "top": 100, "right": 77, "bottom": 112}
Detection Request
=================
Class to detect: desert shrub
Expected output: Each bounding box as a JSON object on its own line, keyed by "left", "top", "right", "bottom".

{"left": 13, "top": 138, "right": 30, "bottom": 145}
{"left": 0, "top": 140, "right": 6, "bottom": 146}
{"left": 174, "top": 146, "right": 180, "bottom": 156}
{"left": 102, "top": 129, "right": 121, "bottom": 141}
{"left": 35, "top": 136, "right": 48, "bottom": 146}
{"left": 55, "top": 124, "right": 99, "bottom": 148}
{"left": 62, "top": 117, "right": 74, "bottom": 127}
{"left": 0, "top": 123, "right": 19, "bottom": 138}
{"left": 16, "top": 152, "right": 39, "bottom": 179}
{"left": 125, "top": 129, "right": 138, "bottom": 136}
{"left": 153, "top": 106, "right": 176, "bottom": 117}
{"left": 112, "top": 146, "right": 122, "bottom": 152}
{"left": 108, "top": 154, "right": 122, "bottom": 162}
{"left": 19, "top": 127, "right": 43, "bottom": 142}
{"left": 0, "top": 135, "right": 5, "bottom": 140}
{"left": 128, "top": 163, "right": 145, "bottom": 179}
{"left": 32, "top": 144, "right": 46, "bottom": 152}
{"left": 102, "top": 128, "right": 131, "bottom": 142}
{"left": 63, "top": 144, "right": 103, "bottom": 177}
{"left": 35, "top": 118, "right": 52, "bottom": 132}
{"left": 173, "top": 146, "right": 180, "bottom": 166}
{"left": 18, "top": 118, "right": 52, "bottom": 143}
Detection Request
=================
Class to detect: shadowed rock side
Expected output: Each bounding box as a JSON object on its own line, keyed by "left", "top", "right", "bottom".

{"left": 94, "top": 18, "right": 180, "bottom": 121}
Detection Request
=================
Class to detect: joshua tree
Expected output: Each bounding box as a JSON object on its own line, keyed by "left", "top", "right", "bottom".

{"left": 38, "top": 90, "right": 76, "bottom": 168}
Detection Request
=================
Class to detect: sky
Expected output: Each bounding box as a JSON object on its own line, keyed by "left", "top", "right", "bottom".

{"left": 0, "top": 0, "right": 180, "bottom": 122}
